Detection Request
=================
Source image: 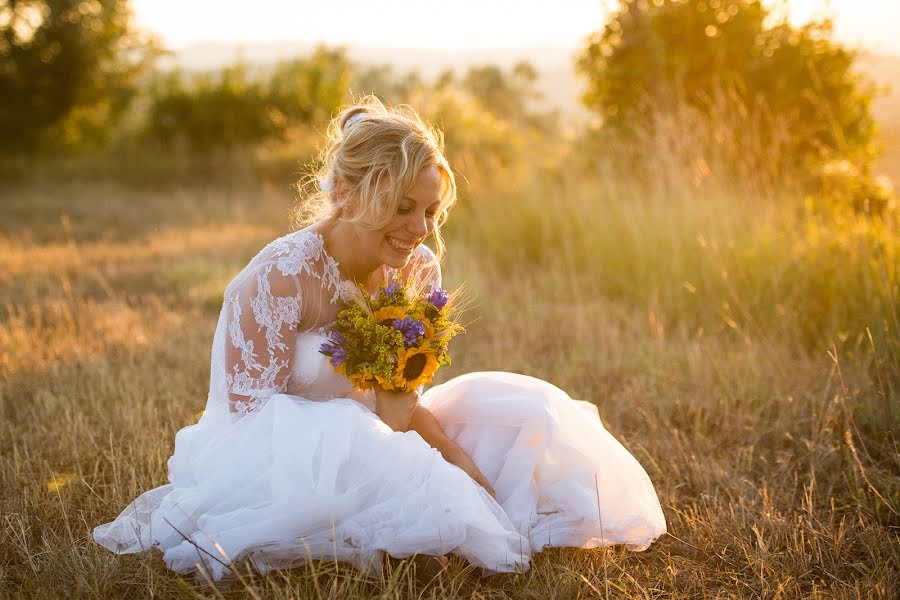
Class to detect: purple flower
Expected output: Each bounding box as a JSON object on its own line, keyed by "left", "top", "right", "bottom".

{"left": 392, "top": 317, "right": 425, "bottom": 347}
{"left": 384, "top": 280, "right": 399, "bottom": 298}
{"left": 319, "top": 342, "right": 347, "bottom": 366}
{"left": 425, "top": 287, "right": 449, "bottom": 310}
{"left": 330, "top": 348, "right": 347, "bottom": 366}
{"left": 320, "top": 331, "right": 348, "bottom": 366}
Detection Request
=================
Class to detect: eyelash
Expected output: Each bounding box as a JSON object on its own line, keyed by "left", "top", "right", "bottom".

{"left": 397, "top": 207, "right": 437, "bottom": 219}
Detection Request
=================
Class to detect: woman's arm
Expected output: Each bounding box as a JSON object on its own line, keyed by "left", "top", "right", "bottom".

{"left": 373, "top": 387, "right": 419, "bottom": 431}
{"left": 390, "top": 249, "right": 494, "bottom": 493}
{"left": 408, "top": 405, "right": 496, "bottom": 498}
{"left": 223, "top": 260, "right": 302, "bottom": 414}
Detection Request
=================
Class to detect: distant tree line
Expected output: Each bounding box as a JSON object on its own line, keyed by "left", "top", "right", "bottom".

{"left": 1, "top": 0, "right": 892, "bottom": 211}
{"left": 142, "top": 47, "right": 353, "bottom": 151}
{"left": 0, "top": 1, "right": 557, "bottom": 187}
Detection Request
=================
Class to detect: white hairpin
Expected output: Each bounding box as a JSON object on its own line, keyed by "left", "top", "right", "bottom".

{"left": 344, "top": 112, "right": 367, "bottom": 130}
{"left": 319, "top": 177, "right": 335, "bottom": 192}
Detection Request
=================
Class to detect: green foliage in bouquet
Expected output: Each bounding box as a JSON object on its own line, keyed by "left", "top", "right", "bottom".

{"left": 319, "top": 275, "right": 464, "bottom": 392}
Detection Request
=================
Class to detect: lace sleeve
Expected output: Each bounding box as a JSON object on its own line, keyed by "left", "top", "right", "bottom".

{"left": 403, "top": 244, "right": 442, "bottom": 290}
{"left": 223, "top": 261, "right": 302, "bottom": 414}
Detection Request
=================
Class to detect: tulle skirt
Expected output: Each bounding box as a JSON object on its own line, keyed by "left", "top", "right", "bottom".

{"left": 93, "top": 372, "right": 666, "bottom": 580}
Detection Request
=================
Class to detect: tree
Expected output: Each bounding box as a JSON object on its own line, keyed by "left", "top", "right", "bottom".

{"left": 0, "top": 0, "right": 157, "bottom": 153}
{"left": 143, "top": 63, "right": 282, "bottom": 152}
{"left": 142, "top": 47, "right": 353, "bottom": 152}
{"left": 576, "top": 0, "right": 878, "bottom": 183}
{"left": 267, "top": 45, "right": 353, "bottom": 125}
{"left": 352, "top": 63, "right": 425, "bottom": 106}
{"left": 461, "top": 62, "right": 541, "bottom": 124}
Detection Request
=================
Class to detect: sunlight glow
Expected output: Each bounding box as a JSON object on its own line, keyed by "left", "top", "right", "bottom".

{"left": 46, "top": 473, "right": 78, "bottom": 492}
{"left": 132, "top": 0, "right": 605, "bottom": 51}
{"left": 132, "top": 0, "right": 900, "bottom": 55}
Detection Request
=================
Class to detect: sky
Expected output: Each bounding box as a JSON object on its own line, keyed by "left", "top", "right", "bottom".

{"left": 132, "top": 0, "right": 900, "bottom": 56}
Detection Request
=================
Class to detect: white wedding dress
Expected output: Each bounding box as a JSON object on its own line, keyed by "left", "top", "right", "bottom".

{"left": 93, "top": 225, "right": 666, "bottom": 581}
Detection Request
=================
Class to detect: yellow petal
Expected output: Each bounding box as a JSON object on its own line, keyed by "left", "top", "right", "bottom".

{"left": 422, "top": 318, "right": 435, "bottom": 340}
{"left": 372, "top": 306, "right": 406, "bottom": 324}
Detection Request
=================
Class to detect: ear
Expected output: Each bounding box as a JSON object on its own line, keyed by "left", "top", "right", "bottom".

{"left": 335, "top": 177, "right": 349, "bottom": 200}
{"left": 335, "top": 178, "right": 361, "bottom": 218}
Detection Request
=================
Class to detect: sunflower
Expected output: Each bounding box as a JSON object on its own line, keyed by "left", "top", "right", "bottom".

{"left": 350, "top": 371, "right": 378, "bottom": 390}
{"left": 374, "top": 372, "right": 395, "bottom": 388}
{"left": 421, "top": 317, "right": 435, "bottom": 341}
{"left": 372, "top": 306, "right": 407, "bottom": 327}
{"left": 394, "top": 346, "right": 440, "bottom": 392}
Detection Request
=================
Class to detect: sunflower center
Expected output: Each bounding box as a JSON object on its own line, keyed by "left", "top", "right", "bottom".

{"left": 403, "top": 353, "right": 428, "bottom": 380}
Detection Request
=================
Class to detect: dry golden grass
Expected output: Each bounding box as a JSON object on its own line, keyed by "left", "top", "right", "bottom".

{"left": 1, "top": 177, "right": 897, "bottom": 599}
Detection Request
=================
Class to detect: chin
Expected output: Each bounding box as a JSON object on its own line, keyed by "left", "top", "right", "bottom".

{"left": 380, "top": 236, "right": 419, "bottom": 269}
{"left": 382, "top": 251, "right": 412, "bottom": 270}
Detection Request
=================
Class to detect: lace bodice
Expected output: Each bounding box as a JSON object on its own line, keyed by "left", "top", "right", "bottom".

{"left": 201, "top": 225, "right": 441, "bottom": 421}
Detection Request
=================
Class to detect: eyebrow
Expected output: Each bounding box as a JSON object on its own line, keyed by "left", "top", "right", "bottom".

{"left": 402, "top": 196, "right": 441, "bottom": 206}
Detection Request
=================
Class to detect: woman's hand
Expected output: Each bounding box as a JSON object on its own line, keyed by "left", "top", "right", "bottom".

{"left": 406, "top": 405, "right": 497, "bottom": 498}
{"left": 440, "top": 442, "right": 496, "bottom": 498}
{"left": 374, "top": 386, "right": 418, "bottom": 432}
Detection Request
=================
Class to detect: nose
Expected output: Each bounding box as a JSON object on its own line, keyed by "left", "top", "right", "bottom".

{"left": 406, "top": 212, "right": 429, "bottom": 238}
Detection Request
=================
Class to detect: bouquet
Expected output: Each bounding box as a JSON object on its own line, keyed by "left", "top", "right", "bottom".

{"left": 319, "top": 275, "right": 464, "bottom": 393}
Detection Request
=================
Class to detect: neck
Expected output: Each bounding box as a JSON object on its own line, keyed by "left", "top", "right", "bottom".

{"left": 320, "top": 218, "right": 381, "bottom": 283}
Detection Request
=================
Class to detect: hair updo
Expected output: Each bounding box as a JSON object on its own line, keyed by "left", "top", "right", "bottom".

{"left": 295, "top": 94, "right": 457, "bottom": 257}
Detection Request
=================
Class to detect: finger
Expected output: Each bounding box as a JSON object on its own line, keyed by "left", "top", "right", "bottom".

{"left": 476, "top": 474, "right": 496, "bottom": 498}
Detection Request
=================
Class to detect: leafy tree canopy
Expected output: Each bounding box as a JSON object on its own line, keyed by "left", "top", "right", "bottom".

{"left": 577, "top": 0, "right": 879, "bottom": 179}
{"left": 0, "top": 0, "right": 157, "bottom": 153}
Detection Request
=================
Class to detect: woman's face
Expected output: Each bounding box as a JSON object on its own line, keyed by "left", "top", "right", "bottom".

{"left": 359, "top": 164, "right": 443, "bottom": 269}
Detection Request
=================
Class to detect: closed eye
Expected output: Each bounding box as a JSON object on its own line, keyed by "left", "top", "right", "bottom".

{"left": 397, "top": 204, "right": 440, "bottom": 218}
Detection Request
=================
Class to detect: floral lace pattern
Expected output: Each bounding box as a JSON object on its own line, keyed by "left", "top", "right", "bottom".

{"left": 224, "top": 265, "right": 300, "bottom": 408}
{"left": 217, "top": 228, "right": 439, "bottom": 415}
{"left": 223, "top": 229, "right": 341, "bottom": 414}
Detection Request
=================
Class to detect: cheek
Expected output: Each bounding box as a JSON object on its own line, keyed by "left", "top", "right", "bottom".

{"left": 376, "top": 220, "right": 401, "bottom": 245}
{"left": 363, "top": 229, "right": 385, "bottom": 249}
{"left": 382, "top": 217, "right": 407, "bottom": 235}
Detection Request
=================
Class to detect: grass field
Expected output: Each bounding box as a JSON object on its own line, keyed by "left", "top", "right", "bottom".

{"left": 1, "top": 170, "right": 898, "bottom": 598}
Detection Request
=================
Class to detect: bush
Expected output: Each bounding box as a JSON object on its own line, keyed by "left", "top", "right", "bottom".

{"left": 142, "top": 46, "right": 353, "bottom": 153}
{"left": 143, "top": 64, "right": 282, "bottom": 152}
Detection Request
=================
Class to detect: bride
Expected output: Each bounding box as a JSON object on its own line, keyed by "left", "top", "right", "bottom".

{"left": 93, "top": 95, "right": 666, "bottom": 581}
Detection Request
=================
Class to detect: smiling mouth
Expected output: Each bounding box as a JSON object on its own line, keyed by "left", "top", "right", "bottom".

{"left": 386, "top": 236, "right": 417, "bottom": 253}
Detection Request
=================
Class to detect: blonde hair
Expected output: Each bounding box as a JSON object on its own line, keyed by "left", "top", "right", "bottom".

{"left": 295, "top": 95, "right": 457, "bottom": 258}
